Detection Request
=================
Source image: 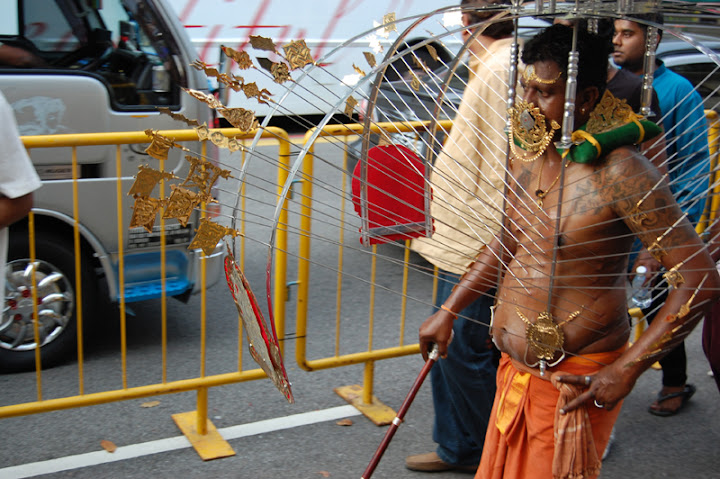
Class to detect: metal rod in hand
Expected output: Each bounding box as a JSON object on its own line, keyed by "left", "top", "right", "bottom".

{"left": 360, "top": 345, "right": 440, "bottom": 479}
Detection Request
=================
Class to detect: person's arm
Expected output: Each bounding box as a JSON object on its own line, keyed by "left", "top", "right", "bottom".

{"left": 559, "top": 148, "right": 720, "bottom": 412}
{"left": 0, "top": 192, "right": 33, "bottom": 229}
{"left": 419, "top": 233, "right": 514, "bottom": 360}
{"left": 0, "top": 44, "right": 46, "bottom": 68}
{"left": 706, "top": 217, "right": 720, "bottom": 263}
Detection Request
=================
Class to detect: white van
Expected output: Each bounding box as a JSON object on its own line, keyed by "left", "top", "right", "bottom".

{"left": 0, "top": 0, "right": 224, "bottom": 372}
{"left": 166, "top": 0, "right": 462, "bottom": 119}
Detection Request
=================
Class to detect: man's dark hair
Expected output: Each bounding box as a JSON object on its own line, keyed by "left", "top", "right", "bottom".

{"left": 521, "top": 24, "right": 608, "bottom": 93}
{"left": 461, "top": 0, "right": 514, "bottom": 40}
{"left": 629, "top": 12, "right": 665, "bottom": 41}
{"left": 578, "top": 18, "right": 615, "bottom": 57}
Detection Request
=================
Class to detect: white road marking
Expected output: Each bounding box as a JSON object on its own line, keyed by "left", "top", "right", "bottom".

{"left": 0, "top": 405, "right": 361, "bottom": 479}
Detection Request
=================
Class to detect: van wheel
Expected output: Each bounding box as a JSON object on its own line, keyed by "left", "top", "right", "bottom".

{"left": 0, "top": 233, "right": 97, "bottom": 373}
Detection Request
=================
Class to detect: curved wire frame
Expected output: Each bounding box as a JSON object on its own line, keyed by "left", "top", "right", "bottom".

{"left": 142, "top": 1, "right": 720, "bottom": 378}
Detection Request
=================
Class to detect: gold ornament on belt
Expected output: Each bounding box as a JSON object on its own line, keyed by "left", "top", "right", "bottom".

{"left": 508, "top": 99, "right": 560, "bottom": 163}
{"left": 516, "top": 307, "right": 581, "bottom": 376}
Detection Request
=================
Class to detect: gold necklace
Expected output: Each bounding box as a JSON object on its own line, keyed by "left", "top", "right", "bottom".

{"left": 535, "top": 156, "right": 569, "bottom": 209}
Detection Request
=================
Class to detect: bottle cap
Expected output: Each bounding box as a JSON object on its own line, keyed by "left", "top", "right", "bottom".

{"left": 636, "top": 265, "right": 648, "bottom": 274}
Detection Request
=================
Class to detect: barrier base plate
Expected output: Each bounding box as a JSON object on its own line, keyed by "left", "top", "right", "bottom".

{"left": 172, "top": 411, "right": 236, "bottom": 461}
{"left": 334, "top": 384, "right": 396, "bottom": 426}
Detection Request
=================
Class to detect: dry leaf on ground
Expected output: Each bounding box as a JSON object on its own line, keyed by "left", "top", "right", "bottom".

{"left": 141, "top": 400, "right": 161, "bottom": 408}
{"left": 336, "top": 418, "right": 354, "bottom": 426}
{"left": 100, "top": 440, "right": 117, "bottom": 453}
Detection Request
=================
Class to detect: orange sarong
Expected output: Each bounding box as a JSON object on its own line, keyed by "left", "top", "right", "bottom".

{"left": 476, "top": 348, "right": 625, "bottom": 479}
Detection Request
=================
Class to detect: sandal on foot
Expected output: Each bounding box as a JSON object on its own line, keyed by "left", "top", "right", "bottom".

{"left": 648, "top": 384, "right": 696, "bottom": 417}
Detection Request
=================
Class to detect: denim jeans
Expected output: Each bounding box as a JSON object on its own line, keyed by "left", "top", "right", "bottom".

{"left": 431, "top": 269, "right": 498, "bottom": 467}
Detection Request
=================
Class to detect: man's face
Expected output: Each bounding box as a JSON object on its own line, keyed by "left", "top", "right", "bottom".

{"left": 612, "top": 20, "right": 646, "bottom": 72}
{"left": 520, "top": 60, "right": 567, "bottom": 131}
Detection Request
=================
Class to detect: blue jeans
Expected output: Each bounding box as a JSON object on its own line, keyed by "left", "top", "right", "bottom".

{"left": 431, "top": 269, "right": 498, "bottom": 467}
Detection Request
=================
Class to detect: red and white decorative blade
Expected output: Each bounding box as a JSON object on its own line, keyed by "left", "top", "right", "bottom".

{"left": 224, "top": 243, "right": 293, "bottom": 403}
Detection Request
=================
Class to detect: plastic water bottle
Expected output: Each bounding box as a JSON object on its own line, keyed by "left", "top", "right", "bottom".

{"left": 631, "top": 265, "right": 652, "bottom": 309}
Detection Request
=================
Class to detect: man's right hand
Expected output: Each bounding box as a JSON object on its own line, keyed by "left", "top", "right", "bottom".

{"left": 419, "top": 309, "right": 455, "bottom": 360}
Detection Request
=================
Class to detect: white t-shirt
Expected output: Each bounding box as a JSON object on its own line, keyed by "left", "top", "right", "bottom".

{"left": 0, "top": 90, "right": 42, "bottom": 307}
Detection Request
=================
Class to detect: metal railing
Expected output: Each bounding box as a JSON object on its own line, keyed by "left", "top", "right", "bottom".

{"left": 1, "top": 126, "right": 291, "bottom": 459}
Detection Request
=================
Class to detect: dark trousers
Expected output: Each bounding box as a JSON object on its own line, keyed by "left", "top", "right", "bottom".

{"left": 431, "top": 269, "right": 498, "bottom": 466}
{"left": 642, "top": 287, "right": 688, "bottom": 388}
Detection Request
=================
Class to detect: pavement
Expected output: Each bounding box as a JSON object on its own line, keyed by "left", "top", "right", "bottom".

{"left": 1, "top": 323, "right": 718, "bottom": 479}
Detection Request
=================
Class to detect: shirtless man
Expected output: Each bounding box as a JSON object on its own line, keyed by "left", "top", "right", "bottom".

{"left": 418, "top": 24, "right": 719, "bottom": 479}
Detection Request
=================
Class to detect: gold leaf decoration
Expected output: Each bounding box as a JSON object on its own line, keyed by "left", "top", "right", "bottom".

{"left": 249, "top": 35, "right": 277, "bottom": 52}
{"left": 130, "top": 196, "right": 162, "bottom": 233}
{"left": 190, "top": 60, "right": 219, "bottom": 77}
{"left": 283, "top": 39, "right": 315, "bottom": 70}
{"left": 426, "top": 44, "right": 438, "bottom": 62}
{"left": 144, "top": 129, "right": 176, "bottom": 161}
{"left": 410, "top": 70, "right": 421, "bottom": 91}
{"left": 195, "top": 125, "right": 245, "bottom": 152}
{"left": 383, "top": 13, "right": 397, "bottom": 34}
{"left": 352, "top": 63, "right": 366, "bottom": 77}
{"left": 222, "top": 45, "right": 254, "bottom": 69}
{"left": 183, "top": 88, "right": 223, "bottom": 109}
{"left": 218, "top": 107, "right": 259, "bottom": 132}
{"left": 157, "top": 107, "right": 200, "bottom": 127}
{"left": 163, "top": 185, "right": 200, "bottom": 227}
{"left": 128, "top": 165, "right": 176, "bottom": 198}
{"left": 180, "top": 155, "right": 232, "bottom": 197}
{"left": 345, "top": 95, "right": 358, "bottom": 117}
{"left": 189, "top": 218, "right": 240, "bottom": 256}
{"left": 363, "top": 51, "right": 377, "bottom": 68}
{"left": 271, "top": 62, "right": 291, "bottom": 83}
{"left": 242, "top": 82, "right": 272, "bottom": 104}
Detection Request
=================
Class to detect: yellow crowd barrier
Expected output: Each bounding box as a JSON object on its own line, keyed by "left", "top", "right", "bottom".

{"left": 1, "top": 127, "right": 291, "bottom": 460}
{"left": 289, "top": 120, "right": 452, "bottom": 424}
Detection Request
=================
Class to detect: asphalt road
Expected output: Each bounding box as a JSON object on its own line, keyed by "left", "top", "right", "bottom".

{"left": 1, "top": 141, "right": 719, "bottom": 478}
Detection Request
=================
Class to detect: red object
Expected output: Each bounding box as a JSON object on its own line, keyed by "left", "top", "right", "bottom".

{"left": 351, "top": 145, "right": 432, "bottom": 245}
{"left": 224, "top": 245, "right": 293, "bottom": 403}
{"left": 361, "top": 347, "right": 439, "bottom": 478}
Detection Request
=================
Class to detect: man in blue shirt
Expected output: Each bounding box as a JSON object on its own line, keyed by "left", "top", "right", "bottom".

{"left": 612, "top": 13, "right": 711, "bottom": 416}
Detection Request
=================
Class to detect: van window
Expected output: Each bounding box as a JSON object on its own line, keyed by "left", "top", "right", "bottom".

{"left": 24, "top": 0, "right": 82, "bottom": 53}
{"left": 3, "top": 0, "right": 182, "bottom": 110}
{"left": 0, "top": 3, "right": 19, "bottom": 36}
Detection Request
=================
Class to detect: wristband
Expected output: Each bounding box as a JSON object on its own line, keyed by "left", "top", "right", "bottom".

{"left": 440, "top": 305, "right": 458, "bottom": 319}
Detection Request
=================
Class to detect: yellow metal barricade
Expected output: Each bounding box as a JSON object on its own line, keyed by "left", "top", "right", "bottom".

{"left": 1, "top": 127, "right": 291, "bottom": 460}
{"left": 288, "top": 120, "right": 452, "bottom": 424}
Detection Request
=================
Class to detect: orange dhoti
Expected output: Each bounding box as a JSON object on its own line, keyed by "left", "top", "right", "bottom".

{"left": 476, "top": 349, "right": 625, "bottom": 479}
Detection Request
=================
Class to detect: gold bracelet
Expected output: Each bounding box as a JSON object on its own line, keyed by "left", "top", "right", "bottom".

{"left": 440, "top": 305, "right": 458, "bottom": 319}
